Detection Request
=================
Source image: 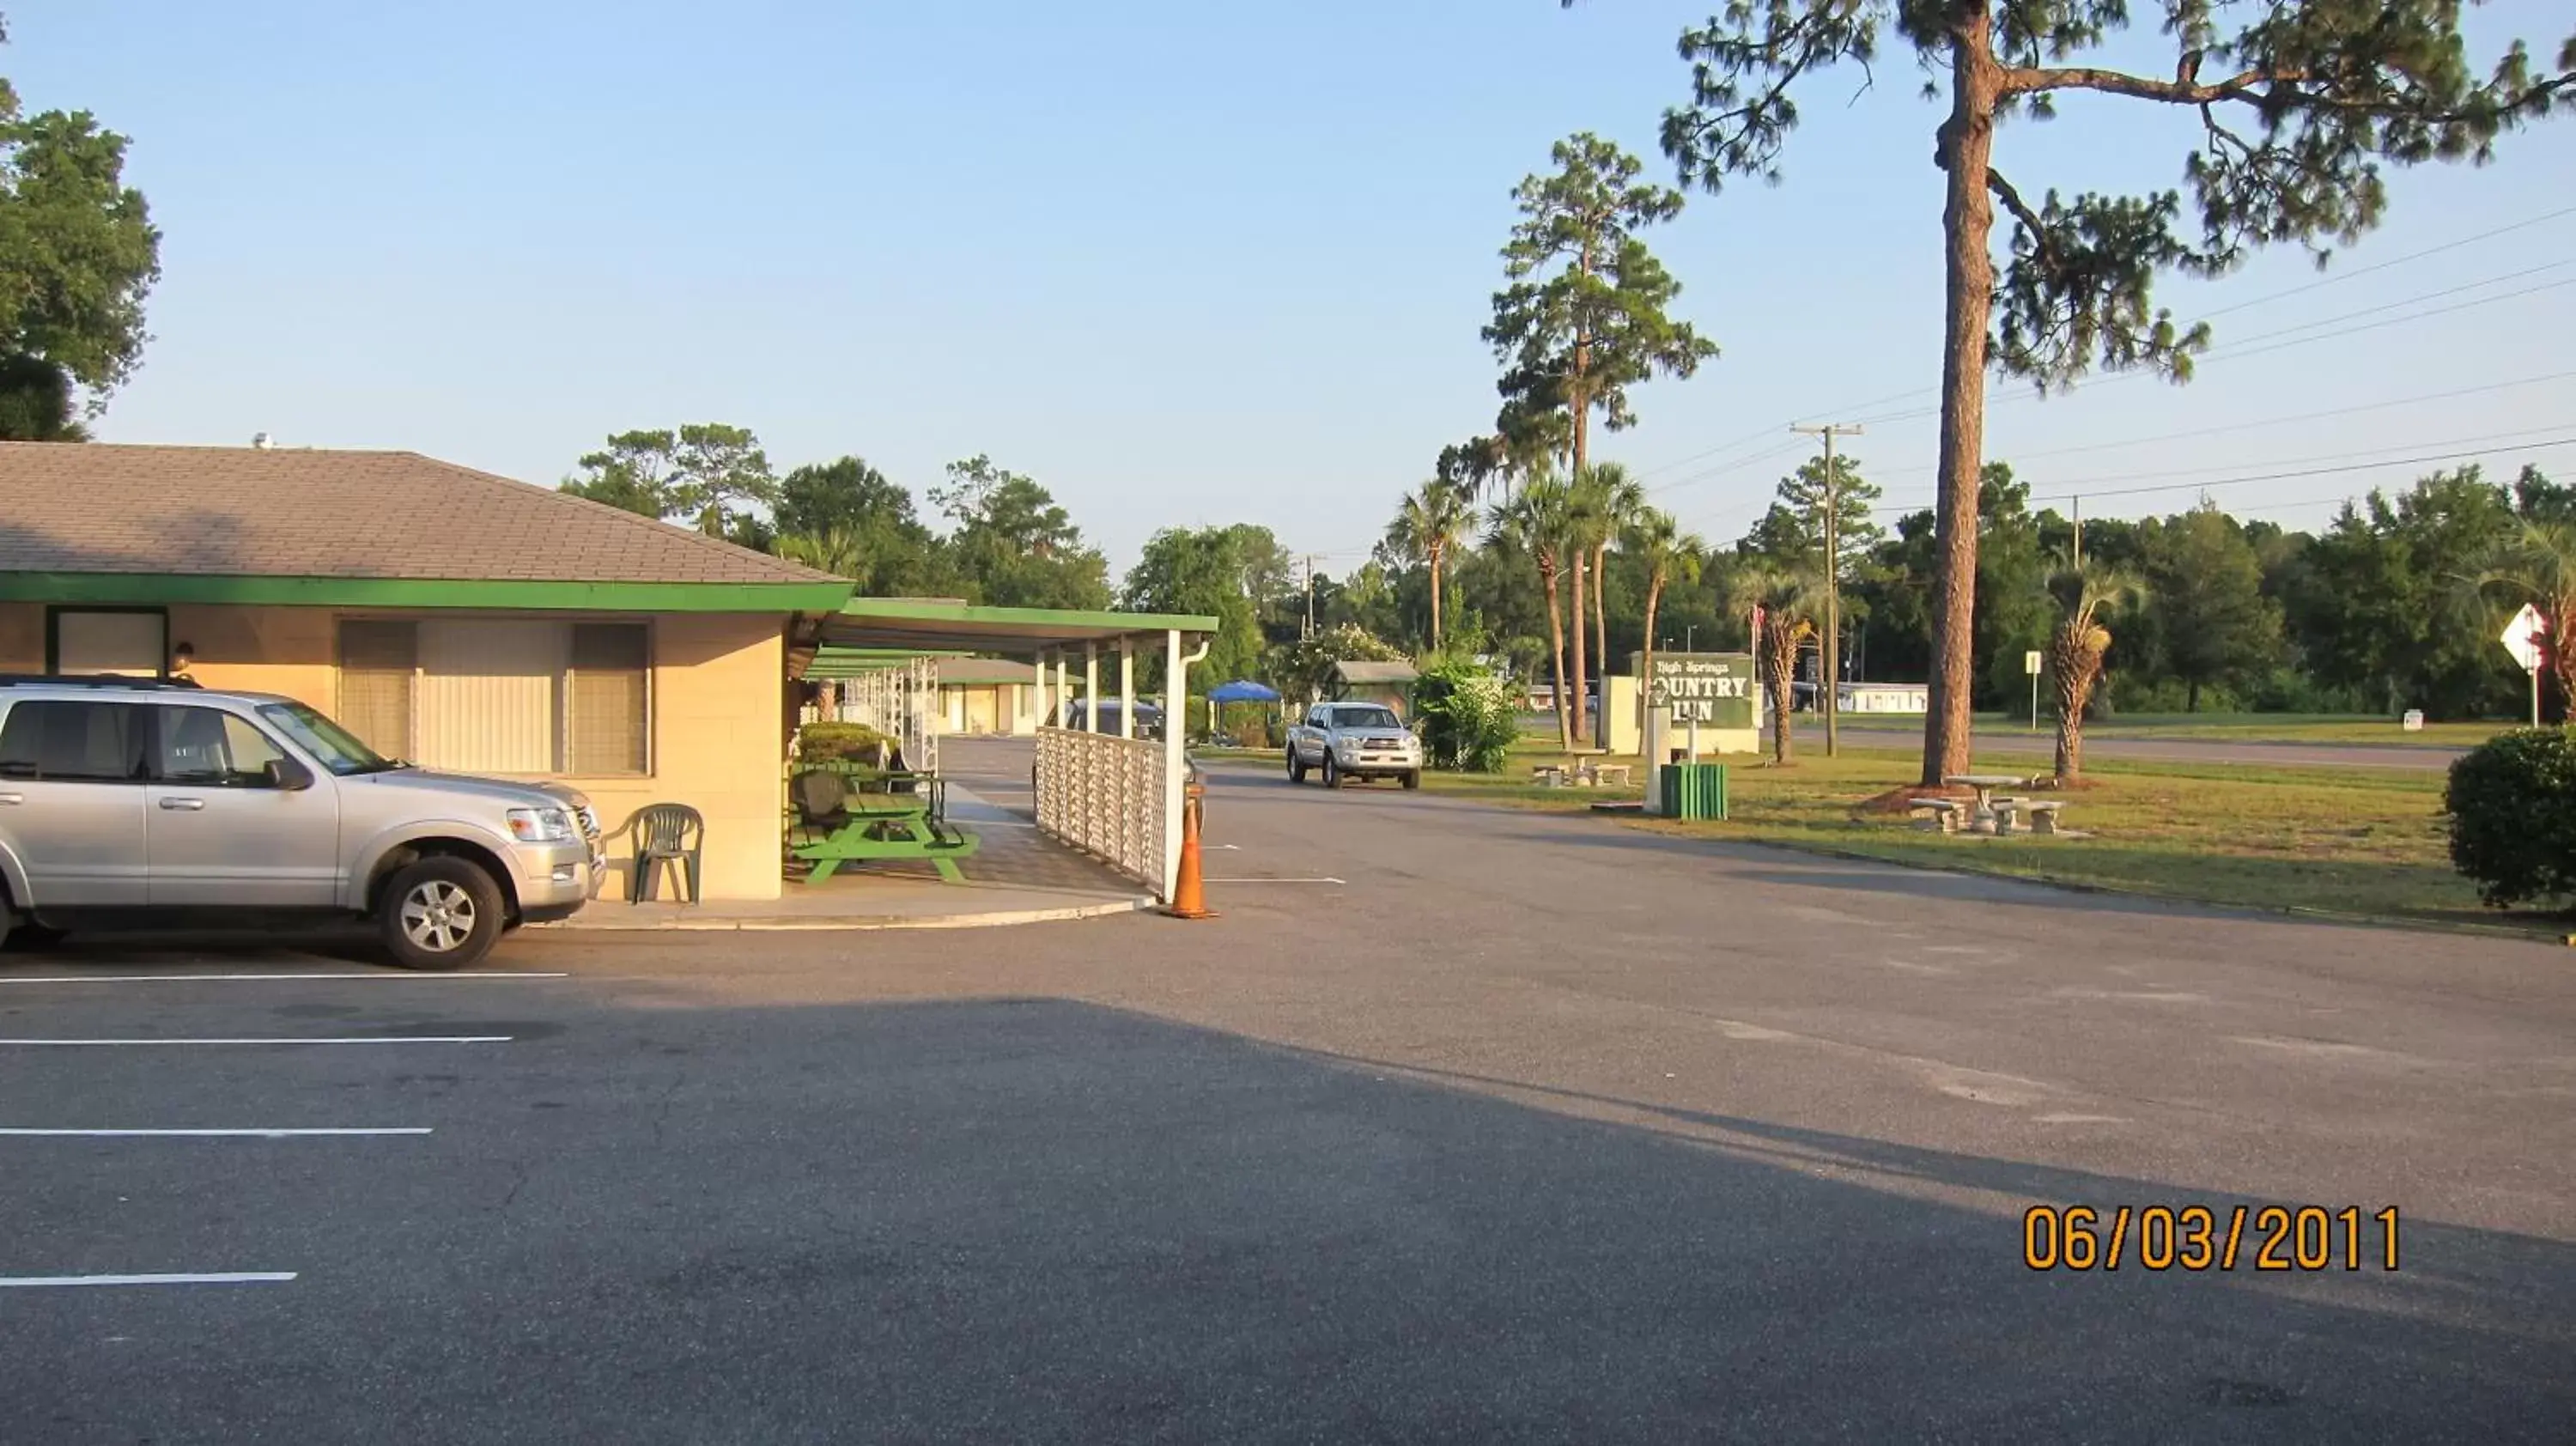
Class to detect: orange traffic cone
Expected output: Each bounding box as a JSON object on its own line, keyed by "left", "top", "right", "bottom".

{"left": 1164, "top": 781, "right": 1218, "bottom": 920}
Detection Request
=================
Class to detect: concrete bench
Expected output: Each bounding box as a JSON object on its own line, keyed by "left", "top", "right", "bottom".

{"left": 1585, "top": 763, "right": 1633, "bottom": 788}
{"left": 1531, "top": 764, "right": 1570, "bottom": 787}
{"left": 1908, "top": 798, "right": 1966, "bottom": 834}
{"left": 1994, "top": 798, "right": 2069, "bottom": 835}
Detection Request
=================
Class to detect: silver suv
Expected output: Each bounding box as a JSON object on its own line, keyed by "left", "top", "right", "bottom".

{"left": 0, "top": 677, "right": 599, "bottom": 969}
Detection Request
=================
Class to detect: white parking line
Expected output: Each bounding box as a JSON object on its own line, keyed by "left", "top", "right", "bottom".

{"left": 0, "top": 1273, "right": 296, "bottom": 1289}
{"left": 0, "top": 1127, "right": 432, "bottom": 1138}
{"left": 0, "top": 1036, "right": 511, "bottom": 1047}
{"left": 0, "top": 972, "right": 568, "bottom": 985}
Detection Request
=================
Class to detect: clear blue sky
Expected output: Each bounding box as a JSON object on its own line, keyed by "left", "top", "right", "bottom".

{"left": 21, "top": 2, "right": 2576, "bottom": 574}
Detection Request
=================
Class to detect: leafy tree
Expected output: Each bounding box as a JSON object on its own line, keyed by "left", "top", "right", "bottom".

{"left": 2142, "top": 506, "right": 2282, "bottom": 712}
{"left": 2287, "top": 466, "right": 2518, "bottom": 717}
{"left": 1488, "top": 474, "right": 1580, "bottom": 750}
{"left": 1485, "top": 134, "right": 1716, "bottom": 742}
{"left": 2473, "top": 518, "right": 2576, "bottom": 721}
{"left": 1630, "top": 507, "right": 1706, "bottom": 741}
{"left": 1385, "top": 478, "right": 1475, "bottom": 647}
{"left": 1264, "top": 623, "right": 1402, "bottom": 709}
{"left": 1745, "top": 453, "right": 1885, "bottom": 578}
{"left": 770, "top": 458, "right": 951, "bottom": 598}
{"left": 0, "top": 37, "right": 161, "bottom": 436}
{"left": 1122, "top": 526, "right": 1271, "bottom": 685}
{"left": 1971, "top": 464, "right": 2051, "bottom": 710}
{"left": 2046, "top": 557, "right": 2146, "bottom": 780}
{"left": 559, "top": 423, "right": 777, "bottom": 540}
{"left": 1598, "top": 0, "right": 2576, "bottom": 783}
{"left": 929, "top": 454, "right": 1110, "bottom": 611}
{"left": 1728, "top": 562, "right": 1825, "bottom": 764}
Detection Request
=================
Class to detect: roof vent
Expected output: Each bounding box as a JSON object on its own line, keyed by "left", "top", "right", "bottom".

{"left": 252, "top": 432, "right": 275, "bottom": 450}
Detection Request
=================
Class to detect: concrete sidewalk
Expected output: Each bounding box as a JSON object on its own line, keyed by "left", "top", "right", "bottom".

{"left": 545, "top": 781, "right": 1155, "bottom": 931}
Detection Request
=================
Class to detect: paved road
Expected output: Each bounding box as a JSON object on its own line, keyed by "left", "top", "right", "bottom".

{"left": 1829, "top": 717, "right": 2466, "bottom": 770}
{"left": 3, "top": 738, "right": 2569, "bottom": 1441}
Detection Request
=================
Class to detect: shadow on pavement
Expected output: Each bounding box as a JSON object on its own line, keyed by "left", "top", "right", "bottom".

{"left": 6, "top": 995, "right": 2568, "bottom": 1442}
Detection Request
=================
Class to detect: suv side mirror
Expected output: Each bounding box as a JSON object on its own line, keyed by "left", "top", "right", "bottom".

{"left": 265, "top": 756, "right": 316, "bottom": 792}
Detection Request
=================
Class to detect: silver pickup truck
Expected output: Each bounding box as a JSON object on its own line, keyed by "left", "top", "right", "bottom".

{"left": 1286, "top": 702, "right": 1423, "bottom": 790}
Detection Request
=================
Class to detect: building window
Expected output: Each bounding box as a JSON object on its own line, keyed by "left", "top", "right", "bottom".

{"left": 333, "top": 618, "right": 649, "bottom": 775}
{"left": 49, "top": 609, "right": 167, "bottom": 677}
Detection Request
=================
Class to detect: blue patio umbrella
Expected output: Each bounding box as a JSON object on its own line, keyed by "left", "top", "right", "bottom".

{"left": 1207, "top": 680, "right": 1281, "bottom": 704}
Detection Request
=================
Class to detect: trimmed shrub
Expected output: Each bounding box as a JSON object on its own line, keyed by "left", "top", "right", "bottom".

{"left": 2445, "top": 727, "right": 2576, "bottom": 909}
{"left": 798, "top": 720, "right": 895, "bottom": 764}
{"left": 1412, "top": 661, "right": 1521, "bottom": 773}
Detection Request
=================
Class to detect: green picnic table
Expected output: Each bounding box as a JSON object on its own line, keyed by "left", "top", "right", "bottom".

{"left": 787, "top": 764, "right": 980, "bottom": 884}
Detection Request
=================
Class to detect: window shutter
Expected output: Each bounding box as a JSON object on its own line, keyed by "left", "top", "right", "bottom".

{"left": 568, "top": 623, "right": 648, "bottom": 775}
{"left": 418, "top": 620, "right": 563, "bottom": 773}
{"left": 337, "top": 621, "right": 417, "bottom": 759}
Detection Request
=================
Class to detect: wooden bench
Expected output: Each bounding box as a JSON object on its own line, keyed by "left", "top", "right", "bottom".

{"left": 1908, "top": 798, "right": 1967, "bottom": 834}
{"left": 787, "top": 769, "right": 981, "bottom": 884}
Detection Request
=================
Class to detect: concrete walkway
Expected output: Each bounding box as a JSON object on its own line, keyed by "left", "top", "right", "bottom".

{"left": 544, "top": 781, "right": 1152, "bottom": 931}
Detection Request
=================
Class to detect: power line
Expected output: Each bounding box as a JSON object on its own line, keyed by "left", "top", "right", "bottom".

{"left": 1877, "top": 422, "right": 2576, "bottom": 504}
{"left": 2040, "top": 435, "right": 2574, "bottom": 505}
{"left": 1874, "top": 369, "right": 2576, "bottom": 477}
{"left": 1619, "top": 202, "right": 2576, "bottom": 490}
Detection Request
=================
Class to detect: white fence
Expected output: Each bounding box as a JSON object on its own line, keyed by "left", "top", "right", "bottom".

{"left": 830, "top": 658, "right": 940, "bottom": 775}
{"left": 1035, "top": 726, "right": 1168, "bottom": 895}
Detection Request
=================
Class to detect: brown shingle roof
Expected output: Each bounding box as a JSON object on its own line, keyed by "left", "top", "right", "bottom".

{"left": 0, "top": 442, "right": 842, "bottom": 586}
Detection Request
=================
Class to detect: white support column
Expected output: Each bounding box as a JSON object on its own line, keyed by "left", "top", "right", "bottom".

{"left": 1163, "top": 628, "right": 1186, "bottom": 900}
{"left": 1117, "top": 638, "right": 1135, "bottom": 739}
{"left": 1084, "top": 643, "right": 1100, "bottom": 733}
{"left": 1056, "top": 653, "right": 1071, "bottom": 723}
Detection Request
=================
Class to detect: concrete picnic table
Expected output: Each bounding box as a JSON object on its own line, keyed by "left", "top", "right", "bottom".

{"left": 1943, "top": 774, "right": 2029, "bottom": 835}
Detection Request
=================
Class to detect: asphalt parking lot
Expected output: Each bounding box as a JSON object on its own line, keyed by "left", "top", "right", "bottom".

{"left": 7, "top": 755, "right": 2576, "bottom": 1442}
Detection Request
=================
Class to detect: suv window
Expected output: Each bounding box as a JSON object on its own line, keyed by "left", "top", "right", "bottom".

{"left": 152, "top": 705, "right": 291, "bottom": 787}
{"left": 0, "top": 700, "right": 148, "bottom": 782}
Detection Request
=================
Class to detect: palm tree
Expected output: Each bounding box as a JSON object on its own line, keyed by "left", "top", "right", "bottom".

{"left": 774, "top": 527, "right": 864, "bottom": 579}
{"left": 1387, "top": 479, "right": 1475, "bottom": 649}
{"left": 1585, "top": 464, "right": 1647, "bottom": 698}
{"left": 1727, "top": 563, "right": 1824, "bottom": 764}
{"left": 2472, "top": 519, "right": 2576, "bottom": 720}
{"left": 2046, "top": 558, "right": 2147, "bottom": 781}
{"left": 1629, "top": 507, "right": 1704, "bottom": 740}
{"left": 1491, "top": 473, "right": 1577, "bottom": 750}
{"left": 1561, "top": 471, "right": 1614, "bottom": 746}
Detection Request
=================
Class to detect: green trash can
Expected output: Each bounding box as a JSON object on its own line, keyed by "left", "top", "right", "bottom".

{"left": 1657, "top": 762, "right": 1729, "bottom": 821}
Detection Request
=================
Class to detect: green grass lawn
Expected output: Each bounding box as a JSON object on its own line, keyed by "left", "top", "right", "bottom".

{"left": 1408, "top": 737, "right": 2544, "bottom": 938}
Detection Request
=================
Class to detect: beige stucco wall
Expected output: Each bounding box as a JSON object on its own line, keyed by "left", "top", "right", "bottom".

{"left": 65, "top": 604, "right": 790, "bottom": 902}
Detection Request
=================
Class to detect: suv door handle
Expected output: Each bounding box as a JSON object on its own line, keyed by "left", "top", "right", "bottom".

{"left": 157, "top": 797, "right": 206, "bottom": 811}
{"left": 0, "top": 792, "right": 21, "bottom": 805}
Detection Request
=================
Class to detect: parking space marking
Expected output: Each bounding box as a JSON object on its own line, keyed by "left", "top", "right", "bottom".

{"left": 0, "top": 1127, "right": 432, "bottom": 1138}
{"left": 0, "top": 1036, "right": 512, "bottom": 1047}
{"left": 0, "top": 1273, "right": 297, "bottom": 1289}
{"left": 0, "top": 972, "right": 569, "bottom": 985}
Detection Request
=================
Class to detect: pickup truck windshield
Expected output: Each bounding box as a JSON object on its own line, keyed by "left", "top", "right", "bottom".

{"left": 258, "top": 701, "right": 401, "bottom": 775}
{"left": 1333, "top": 707, "right": 1402, "bottom": 729}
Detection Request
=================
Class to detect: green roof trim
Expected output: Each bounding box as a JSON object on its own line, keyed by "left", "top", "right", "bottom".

{"left": 0, "top": 573, "right": 854, "bottom": 614}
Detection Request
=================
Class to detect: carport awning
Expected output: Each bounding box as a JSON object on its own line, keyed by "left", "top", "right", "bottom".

{"left": 813, "top": 598, "right": 1219, "bottom": 658}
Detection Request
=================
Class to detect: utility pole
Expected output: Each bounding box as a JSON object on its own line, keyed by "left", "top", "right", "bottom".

{"left": 1792, "top": 422, "right": 1862, "bottom": 757}
{"left": 1302, "top": 554, "right": 1318, "bottom": 640}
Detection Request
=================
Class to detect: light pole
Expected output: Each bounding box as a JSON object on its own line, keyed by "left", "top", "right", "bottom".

{"left": 1685, "top": 623, "right": 1696, "bottom": 653}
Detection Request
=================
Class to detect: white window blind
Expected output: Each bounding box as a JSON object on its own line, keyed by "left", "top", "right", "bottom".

{"left": 335, "top": 619, "right": 650, "bottom": 776}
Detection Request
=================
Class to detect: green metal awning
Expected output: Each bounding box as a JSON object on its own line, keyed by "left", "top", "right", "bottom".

{"left": 818, "top": 598, "right": 1219, "bottom": 654}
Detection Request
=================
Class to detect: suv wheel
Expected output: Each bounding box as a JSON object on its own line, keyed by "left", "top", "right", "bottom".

{"left": 1287, "top": 750, "right": 1307, "bottom": 784}
{"left": 380, "top": 857, "right": 506, "bottom": 971}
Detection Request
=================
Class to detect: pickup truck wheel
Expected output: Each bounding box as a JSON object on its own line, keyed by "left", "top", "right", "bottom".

{"left": 1286, "top": 750, "right": 1307, "bottom": 783}
{"left": 380, "top": 857, "right": 505, "bottom": 971}
{"left": 1321, "top": 755, "right": 1344, "bottom": 789}
{"left": 1401, "top": 770, "right": 1422, "bottom": 790}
